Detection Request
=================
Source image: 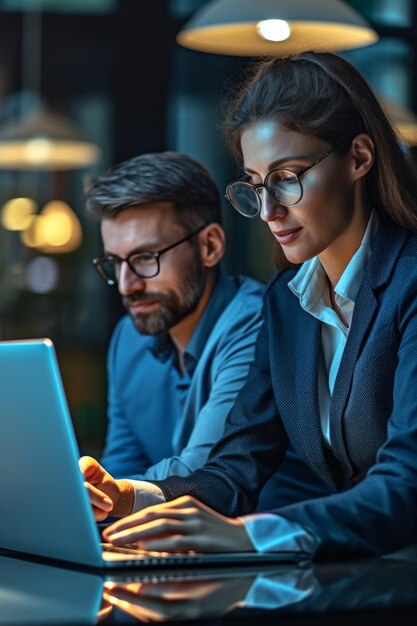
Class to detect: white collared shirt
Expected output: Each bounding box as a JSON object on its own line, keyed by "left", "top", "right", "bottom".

{"left": 287, "top": 209, "right": 379, "bottom": 446}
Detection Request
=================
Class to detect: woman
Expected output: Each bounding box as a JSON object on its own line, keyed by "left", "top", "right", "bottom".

{"left": 98, "top": 52, "right": 417, "bottom": 558}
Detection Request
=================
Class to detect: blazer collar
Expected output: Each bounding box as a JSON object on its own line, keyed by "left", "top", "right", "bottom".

{"left": 366, "top": 216, "right": 408, "bottom": 290}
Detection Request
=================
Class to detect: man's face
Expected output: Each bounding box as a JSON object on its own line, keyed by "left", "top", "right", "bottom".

{"left": 101, "top": 203, "right": 206, "bottom": 335}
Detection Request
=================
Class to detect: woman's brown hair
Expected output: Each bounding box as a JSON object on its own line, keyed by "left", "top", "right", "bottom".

{"left": 224, "top": 52, "right": 417, "bottom": 234}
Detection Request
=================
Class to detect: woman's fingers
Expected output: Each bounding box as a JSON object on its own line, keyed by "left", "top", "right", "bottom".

{"left": 103, "top": 497, "right": 200, "bottom": 538}
{"left": 105, "top": 517, "right": 200, "bottom": 547}
{"left": 102, "top": 495, "right": 254, "bottom": 553}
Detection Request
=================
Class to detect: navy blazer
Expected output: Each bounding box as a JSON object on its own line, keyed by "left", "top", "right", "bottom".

{"left": 156, "top": 217, "right": 417, "bottom": 557}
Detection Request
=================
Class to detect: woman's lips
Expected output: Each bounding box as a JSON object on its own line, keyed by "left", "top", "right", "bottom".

{"left": 272, "top": 227, "right": 302, "bottom": 245}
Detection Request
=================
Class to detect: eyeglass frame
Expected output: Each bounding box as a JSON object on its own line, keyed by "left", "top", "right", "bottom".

{"left": 92, "top": 223, "right": 207, "bottom": 286}
{"left": 225, "top": 143, "right": 343, "bottom": 218}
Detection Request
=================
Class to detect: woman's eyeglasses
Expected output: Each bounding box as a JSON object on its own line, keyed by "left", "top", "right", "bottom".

{"left": 225, "top": 144, "right": 341, "bottom": 218}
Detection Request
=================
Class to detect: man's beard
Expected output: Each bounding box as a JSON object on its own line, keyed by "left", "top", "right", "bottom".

{"left": 123, "top": 260, "right": 206, "bottom": 336}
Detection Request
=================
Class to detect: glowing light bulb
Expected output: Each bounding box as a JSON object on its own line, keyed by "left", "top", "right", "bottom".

{"left": 256, "top": 19, "right": 291, "bottom": 42}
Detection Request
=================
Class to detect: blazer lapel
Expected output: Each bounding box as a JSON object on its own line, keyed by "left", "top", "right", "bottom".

{"left": 293, "top": 312, "right": 340, "bottom": 491}
{"left": 329, "top": 218, "right": 408, "bottom": 475}
{"left": 329, "top": 280, "right": 378, "bottom": 476}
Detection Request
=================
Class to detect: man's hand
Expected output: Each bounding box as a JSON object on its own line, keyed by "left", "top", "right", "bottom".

{"left": 79, "top": 456, "right": 135, "bottom": 521}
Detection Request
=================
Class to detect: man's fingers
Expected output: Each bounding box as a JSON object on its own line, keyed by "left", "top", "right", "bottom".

{"left": 84, "top": 481, "right": 113, "bottom": 511}
{"left": 78, "top": 455, "right": 102, "bottom": 479}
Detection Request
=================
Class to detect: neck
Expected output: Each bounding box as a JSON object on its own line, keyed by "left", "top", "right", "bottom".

{"left": 169, "top": 270, "right": 218, "bottom": 371}
{"left": 319, "top": 193, "right": 371, "bottom": 287}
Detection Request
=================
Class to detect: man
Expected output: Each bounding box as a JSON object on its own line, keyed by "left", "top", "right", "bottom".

{"left": 82, "top": 151, "right": 265, "bottom": 517}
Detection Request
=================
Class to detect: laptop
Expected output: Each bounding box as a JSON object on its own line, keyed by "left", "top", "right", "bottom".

{"left": 0, "top": 339, "right": 307, "bottom": 569}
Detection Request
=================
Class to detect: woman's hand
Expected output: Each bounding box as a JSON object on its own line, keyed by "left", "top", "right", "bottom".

{"left": 102, "top": 495, "right": 255, "bottom": 553}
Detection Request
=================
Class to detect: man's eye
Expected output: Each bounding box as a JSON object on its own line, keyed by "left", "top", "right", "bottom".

{"left": 133, "top": 253, "right": 156, "bottom": 265}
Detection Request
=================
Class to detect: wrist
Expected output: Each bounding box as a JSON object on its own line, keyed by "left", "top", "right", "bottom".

{"left": 112, "top": 480, "right": 134, "bottom": 517}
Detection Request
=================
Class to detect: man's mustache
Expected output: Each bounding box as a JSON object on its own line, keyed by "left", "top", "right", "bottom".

{"left": 123, "top": 293, "right": 163, "bottom": 307}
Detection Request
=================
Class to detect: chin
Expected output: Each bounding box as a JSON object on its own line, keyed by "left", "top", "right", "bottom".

{"left": 283, "top": 250, "right": 310, "bottom": 265}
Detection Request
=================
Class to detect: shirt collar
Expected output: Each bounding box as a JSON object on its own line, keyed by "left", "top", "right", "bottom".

{"left": 183, "top": 268, "right": 237, "bottom": 374}
{"left": 288, "top": 209, "right": 380, "bottom": 315}
{"left": 150, "top": 268, "right": 237, "bottom": 375}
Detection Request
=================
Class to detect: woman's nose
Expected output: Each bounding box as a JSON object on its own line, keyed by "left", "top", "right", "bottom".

{"left": 259, "top": 188, "right": 288, "bottom": 222}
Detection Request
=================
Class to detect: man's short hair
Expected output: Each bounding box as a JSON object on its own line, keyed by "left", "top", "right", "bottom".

{"left": 85, "top": 151, "right": 222, "bottom": 229}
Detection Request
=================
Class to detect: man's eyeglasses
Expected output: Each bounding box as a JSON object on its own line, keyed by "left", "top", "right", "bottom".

{"left": 225, "top": 144, "right": 341, "bottom": 218}
{"left": 93, "top": 224, "right": 206, "bottom": 285}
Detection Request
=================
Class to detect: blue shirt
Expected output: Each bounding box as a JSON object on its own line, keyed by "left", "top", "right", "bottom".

{"left": 101, "top": 269, "right": 265, "bottom": 481}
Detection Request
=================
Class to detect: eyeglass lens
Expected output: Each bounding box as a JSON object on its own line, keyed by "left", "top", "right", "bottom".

{"left": 227, "top": 170, "right": 301, "bottom": 217}
{"left": 96, "top": 252, "right": 159, "bottom": 284}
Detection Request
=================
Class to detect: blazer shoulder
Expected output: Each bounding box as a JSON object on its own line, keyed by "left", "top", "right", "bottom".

{"left": 265, "top": 267, "right": 300, "bottom": 297}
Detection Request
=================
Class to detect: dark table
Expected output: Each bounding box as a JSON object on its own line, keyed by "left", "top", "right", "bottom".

{"left": 1, "top": 550, "right": 417, "bottom": 625}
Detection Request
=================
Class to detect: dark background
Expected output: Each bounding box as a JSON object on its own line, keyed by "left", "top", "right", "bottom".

{"left": 0, "top": 0, "right": 415, "bottom": 455}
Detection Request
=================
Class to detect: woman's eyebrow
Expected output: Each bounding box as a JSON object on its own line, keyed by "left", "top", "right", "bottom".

{"left": 243, "top": 154, "right": 311, "bottom": 174}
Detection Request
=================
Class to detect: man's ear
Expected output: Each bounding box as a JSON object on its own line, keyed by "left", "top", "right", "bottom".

{"left": 349, "top": 133, "right": 374, "bottom": 181}
{"left": 199, "top": 223, "right": 226, "bottom": 268}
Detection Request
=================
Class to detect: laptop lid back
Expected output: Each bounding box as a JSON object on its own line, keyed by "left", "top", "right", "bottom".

{"left": 0, "top": 339, "right": 103, "bottom": 567}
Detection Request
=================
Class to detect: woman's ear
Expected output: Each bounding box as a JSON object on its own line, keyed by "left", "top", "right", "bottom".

{"left": 199, "top": 223, "right": 226, "bottom": 268}
{"left": 350, "top": 133, "right": 374, "bottom": 181}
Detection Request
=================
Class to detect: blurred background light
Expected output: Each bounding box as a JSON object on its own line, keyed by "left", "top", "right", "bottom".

{"left": 18, "top": 200, "right": 82, "bottom": 253}
{"left": 1, "top": 197, "right": 37, "bottom": 231}
{"left": 25, "top": 255, "right": 59, "bottom": 293}
{"left": 0, "top": 1, "right": 101, "bottom": 171}
{"left": 0, "top": 109, "right": 101, "bottom": 170}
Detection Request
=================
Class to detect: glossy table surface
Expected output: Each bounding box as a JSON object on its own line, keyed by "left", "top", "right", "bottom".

{"left": 1, "top": 549, "right": 417, "bottom": 625}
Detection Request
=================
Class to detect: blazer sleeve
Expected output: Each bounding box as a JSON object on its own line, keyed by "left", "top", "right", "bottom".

{"left": 153, "top": 307, "right": 289, "bottom": 514}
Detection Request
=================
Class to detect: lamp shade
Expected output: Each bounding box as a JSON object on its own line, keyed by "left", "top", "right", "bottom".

{"left": 0, "top": 108, "right": 101, "bottom": 170}
{"left": 177, "top": 0, "right": 378, "bottom": 56}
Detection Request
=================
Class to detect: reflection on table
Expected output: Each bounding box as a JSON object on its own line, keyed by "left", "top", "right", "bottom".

{"left": 1, "top": 549, "right": 417, "bottom": 625}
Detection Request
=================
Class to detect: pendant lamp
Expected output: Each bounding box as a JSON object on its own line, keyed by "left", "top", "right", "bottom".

{"left": 176, "top": 0, "right": 379, "bottom": 56}
{"left": 0, "top": 1, "right": 100, "bottom": 170}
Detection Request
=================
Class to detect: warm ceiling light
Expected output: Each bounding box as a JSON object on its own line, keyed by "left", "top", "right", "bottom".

{"left": 40, "top": 200, "right": 83, "bottom": 252}
{"left": 257, "top": 19, "right": 291, "bottom": 42}
{"left": 20, "top": 200, "right": 83, "bottom": 253}
{"left": 1, "top": 197, "right": 37, "bottom": 231}
{"left": 0, "top": 109, "right": 100, "bottom": 170}
{"left": 20, "top": 214, "right": 47, "bottom": 249}
{"left": 176, "top": 0, "right": 378, "bottom": 56}
{"left": 0, "top": 6, "right": 101, "bottom": 171}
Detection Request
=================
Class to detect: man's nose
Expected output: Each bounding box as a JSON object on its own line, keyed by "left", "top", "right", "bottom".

{"left": 259, "top": 188, "right": 288, "bottom": 222}
{"left": 117, "top": 262, "right": 146, "bottom": 296}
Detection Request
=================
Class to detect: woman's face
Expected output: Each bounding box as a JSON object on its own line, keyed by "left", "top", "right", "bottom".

{"left": 240, "top": 119, "right": 370, "bottom": 272}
